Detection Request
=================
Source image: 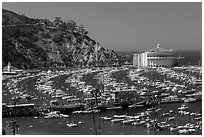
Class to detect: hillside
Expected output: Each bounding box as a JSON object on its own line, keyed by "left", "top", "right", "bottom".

{"left": 2, "top": 9, "right": 119, "bottom": 69}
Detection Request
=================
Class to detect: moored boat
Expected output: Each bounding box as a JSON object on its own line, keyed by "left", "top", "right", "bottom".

{"left": 60, "top": 114, "right": 70, "bottom": 118}
{"left": 113, "top": 114, "right": 127, "bottom": 118}
{"left": 107, "top": 106, "right": 122, "bottom": 110}
{"left": 184, "top": 98, "right": 197, "bottom": 103}
{"left": 100, "top": 116, "right": 112, "bottom": 120}
{"left": 121, "top": 119, "right": 135, "bottom": 124}
{"left": 166, "top": 117, "right": 175, "bottom": 121}
{"left": 132, "top": 121, "right": 146, "bottom": 126}
{"left": 161, "top": 96, "right": 181, "bottom": 104}
{"left": 111, "top": 118, "right": 124, "bottom": 123}
{"left": 66, "top": 121, "right": 77, "bottom": 127}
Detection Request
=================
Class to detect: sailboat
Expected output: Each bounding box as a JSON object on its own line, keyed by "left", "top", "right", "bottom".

{"left": 3, "top": 62, "right": 18, "bottom": 75}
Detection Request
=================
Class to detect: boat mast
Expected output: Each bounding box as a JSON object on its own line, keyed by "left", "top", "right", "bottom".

{"left": 91, "top": 95, "right": 98, "bottom": 135}
{"left": 8, "top": 89, "right": 19, "bottom": 135}
{"left": 163, "top": 70, "right": 165, "bottom": 83}
{"left": 153, "top": 95, "right": 157, "bottom": 135}
{"left": 95, "top": 88, "right": 101, "bottom": 135}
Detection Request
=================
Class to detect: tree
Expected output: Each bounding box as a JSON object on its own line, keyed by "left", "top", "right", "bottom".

{"left": 54, "top": 17, "right": 63, "bottom": 28}
{"left": 59, "top": 22, "right": 68, "bottom": 31}
{"left": 78, "top": 25, "right": 88, "bottom": 35}
{"left": 66, "top": 20, "right": 77, "bottom": 33}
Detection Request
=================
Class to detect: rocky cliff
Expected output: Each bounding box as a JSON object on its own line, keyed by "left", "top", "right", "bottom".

{"left": 2, "top": 9, "right": 119, "bottom": 69}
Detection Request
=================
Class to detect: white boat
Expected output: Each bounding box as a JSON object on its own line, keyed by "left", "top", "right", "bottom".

{"left": 66, "top": 122, "right": 77, "bottom": 127}
{"left": 78, "top": 121, "right": 84, "bottom": 124}
{"left": 192, "top": 79, "right": 202, "bottom": 85}
{"left": 169, "top": 127, "right": 179, "bottom": 132}
{"left": 121, "top": 119, "right": 135, "bottom": 124}
{"left": 44, "top": 111, "right": 60, "bottom": 119}
{"left": 161, "top": 113, "right": 169, "bottom": 116}
{"left": 111, "top": 118, "right": 124, "bottom": 123}
{"left": 178, "top": 129, "right": 189, "bottom": 134}
{"left": 100, "top": 116, "right": 112, "bottom": 120}
{"left": 107, "top": 106, "right": 122, "bottom": 110}
{"left": 178, "top": 105, "right": 188, "bottom": 110}
{"left": 113, "top": 115, "right": 127, "bottom": 118}
{"left": 194, "top": 113, "right": 201, "bottom": 117}
{"left": 161, "top": 96, "right": 181, "bottom": 103}
{"left": 183, "top": 111, "right": 190, "bottom": 115}
{"left": 128, "top": 104, "right": 144, "bottom": 108}
{"left": 188, "top": 128, "right": 196, "bottom": 133}
{"left": 159, "top": 93, "right": 170, "bottom": 97}
{"left": 134, "top": 115, "right": 142, "bottom": 119}
{"left": 132, "top": 121, "right": 146, "bottom": 126}
{"left": 169, "top": 110, "right": 173, "bottom": 113}
{"left": 194, "top": 117, "right": 202, "bottom": 120}
{"left": 155, "top": 108, "right": 162, "bottom": 112}
{"left": 44, "top": 115, "right": 52, "bottom": 119}
{"left": 166, "top": 117, "right": 175, "bottom": 121}
{"left": 72, "top": 111, "right": 83, "bottom": 114}
{"left": 158, "top": 124, "right": 171, "bottom": 129}
{"left": 60, "top": 114, "right": 70, "bottom": 118}
{"left": 184, "top": 98, "right": 196, "bottom": 103}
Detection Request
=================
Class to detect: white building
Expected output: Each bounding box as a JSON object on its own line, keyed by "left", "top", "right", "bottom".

{"left": 133, "top": 44, "right": 176, "bottom": 68}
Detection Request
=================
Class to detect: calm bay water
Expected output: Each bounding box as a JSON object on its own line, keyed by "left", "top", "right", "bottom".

{"left": 2, "top": 101, "right": 202, "bottom": 135}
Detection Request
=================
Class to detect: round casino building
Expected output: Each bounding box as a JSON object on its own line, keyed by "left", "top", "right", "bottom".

{"left": 133, "top": 44, "right": 176, "bottom": 68}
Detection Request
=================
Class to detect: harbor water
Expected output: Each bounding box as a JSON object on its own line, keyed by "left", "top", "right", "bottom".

{"left": 2, "top": 101, "right": 201, "bottom": 135}
{"left": 2, "top": 51, "right": 202, "bottom": 135}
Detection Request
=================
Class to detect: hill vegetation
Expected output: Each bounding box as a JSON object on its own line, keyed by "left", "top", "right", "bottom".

{"left": 2, "top": 9, "right": 120, "bottom": 69}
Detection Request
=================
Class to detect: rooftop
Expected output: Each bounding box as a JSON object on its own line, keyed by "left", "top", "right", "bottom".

{"left": 147, "top": 44, "right": 173, "bottom": 53}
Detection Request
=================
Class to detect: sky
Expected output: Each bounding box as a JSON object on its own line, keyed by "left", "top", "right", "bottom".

{"left": 2, "top": 2, "right": 202, "bottom": 51}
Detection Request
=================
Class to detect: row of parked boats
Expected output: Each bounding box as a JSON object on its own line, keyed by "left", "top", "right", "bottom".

{"left": 128, "top": 67, "right": 201, "bottom": 104}
{"left": 99, "top": 103, "right": 201, "bottom": 134}
{"left": 157, "top": 67, "right": 202, "bottom": 86}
